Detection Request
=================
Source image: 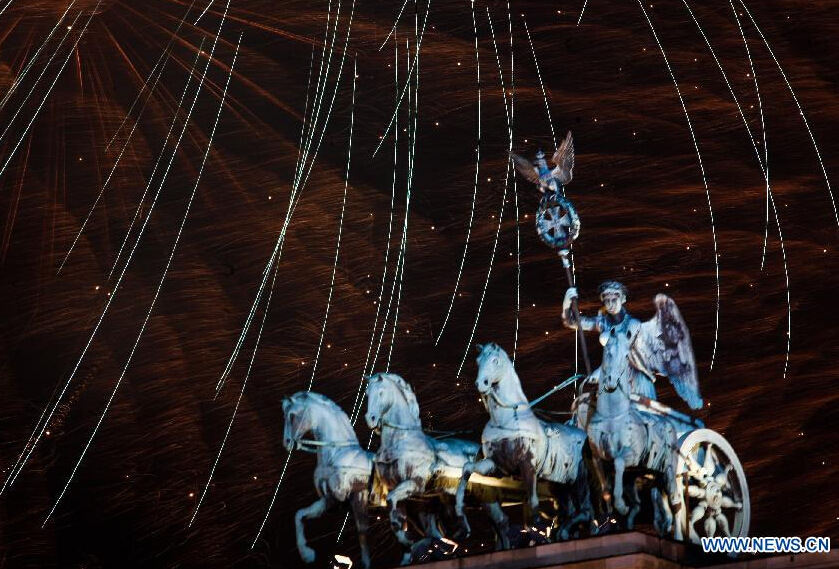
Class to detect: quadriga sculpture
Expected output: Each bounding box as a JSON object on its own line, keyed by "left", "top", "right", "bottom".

{"left": 282, "top": 392, "right": 378, "bottom": 569}
{"left": 455, "top": 343, "right": 592, "bottom": 541}
{"left": 364, "top": 372, "right": 509, "bottom": 564}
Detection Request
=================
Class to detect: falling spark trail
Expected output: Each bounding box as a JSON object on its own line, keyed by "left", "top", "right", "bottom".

{"left": 523, "top": 15, "right": 580, "bottom": 368}
{"left": 737, "top": 0, "right": 835, "bottom": 227}
{"left": 291, "top": 0, "right": 357, "bottom": 207}
{"left": 0, "top": 0, "right": 14, "bottom": 16}
{"left": 216, "top": 13, "right": 339, "bottom": 394}
{"left": 377, "top": 0, "right": 409, "bottom": 51}
{"left": 107, "top": 41, "right": 207, "bottom": 281}
{"left": 293, "top": 45, "right": 316, "bottom": 184}
{"left": 0, "top": 7, "right": 90, "bottom": 185}
{"left": 294, "top": 0, "right": 340, "bottom": 190}
{"left": 577, "top": 0, "right": 589, "bottom": 25}
{"left": 637, "top": 0, "right": 720, "bottom": 372}
{"left": 385, "top": 31, "right": 419, "bottom": 371}
{"left": 252, "top": 452, "right": 292, "bottom": 549}
{"left": 456, "top": 8, "right": 511, "bottom": 378}
{"left": 192, "top": 231, "right": 279, "bottom": 528}
{"left": 507, "top": 0, "right": 519, "bottom": 361}
{"left": 46, "top": 29, "right": 240, "bottom": 527}
{"left": 0, "top": 1, "right": 108, "bottom": 491}
{"left": 105, "top": 49, "right": 168, "bottom": 150}
{"left": 350, "top": 36, "right": 400, "bottom": 425}
{"left": 523, "top": 18, "right": 555, "bottom": 146}
{"left": 194, "top": 0, "right": 215, "bottom": 24}
{"left": 3, "top": 0, "right": 223, "bottom": 492}
{"left": 371, "top": 0, "right": 430, "bottom": 158}
{"left": 766, "top": 188, "right": 791, "bottom": 381}
{"left": 307, "top": 59, "right": 357, "bottom": 389}
{"left": 252, "top": 8, "right": 357, "bottom": 541}
{"left": 435, "top": 0, "right": 480, "bottom": 346}
{"left": 731, "top": 3, "right": 790, "bottom": 381}
{"left": 381, "top": 39, "right": 414, "bottom": 373}
{"left": 219, "top": 0, "right": 355, "bottom": 396}
{"left": 0, "top": 11, "right": 82, "bottom": 148}
{"left": 105, "top": 0, "right": 198, "bottom": 151}
{"left": 58, "top": 46, "right": 173, "bottom": 275}
{"left": 678, "top": 0, "right": 769, "bottom": 264}
{"left": 0, "top": 0, "right": 76, "bottom": 113}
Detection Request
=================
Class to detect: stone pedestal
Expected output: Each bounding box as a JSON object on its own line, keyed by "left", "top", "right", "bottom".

{"left": 404, "top": 533, "right": 838, "bottom": 569}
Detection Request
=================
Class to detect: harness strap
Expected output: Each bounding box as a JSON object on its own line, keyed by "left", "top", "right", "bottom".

{"left": 294, "top": 438, "right": 358, "bottom": 453}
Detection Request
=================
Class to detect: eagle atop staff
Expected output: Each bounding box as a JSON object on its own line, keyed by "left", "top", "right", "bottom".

{"left": 511, "top": 130, "right": 575, "bottom": 193}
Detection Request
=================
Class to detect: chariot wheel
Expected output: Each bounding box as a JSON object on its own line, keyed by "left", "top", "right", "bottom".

{"left": 675, "top": 429, "right": 749, "bottom": 544}
{"left": 535, "top": 192, "right": 580, "bottom": 250}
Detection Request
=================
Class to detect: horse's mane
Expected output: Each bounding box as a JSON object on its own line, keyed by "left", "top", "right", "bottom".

{"left": 290, "top": 392, "right": 352, "bottom": 424}
{"left": 381, "top": 374, "right": 421, "bottom": 419}
{"left": 478, "top": 342, "right": 511, "bottom": 367}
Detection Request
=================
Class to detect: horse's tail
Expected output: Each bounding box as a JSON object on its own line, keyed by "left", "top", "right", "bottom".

{"left": 574, "top": 444, "right": 594, "bottom": 524}
{"left": 581, "top": 441, "right": 606, "bottom": 522}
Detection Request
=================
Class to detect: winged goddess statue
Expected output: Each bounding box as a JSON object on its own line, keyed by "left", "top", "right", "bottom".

{"left": 511, "top": 130, "right": 575, "bottom": 194}
{"left": 563, "top": 282, "right": 702, "bottom": 410}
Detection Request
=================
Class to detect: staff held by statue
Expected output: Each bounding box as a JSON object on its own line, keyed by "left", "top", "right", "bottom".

{"left": 511, "top": 131, "right": 591, "bottom": 376}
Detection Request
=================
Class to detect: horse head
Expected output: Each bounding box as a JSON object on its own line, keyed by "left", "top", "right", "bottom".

{"left": 600, "top": 328, "right": 633, "bottom": 397}
{"left": 283, "top": 393, "right": 314, "bottom": 451}
{"left": 474, "top": 342, "right": 513, "bottom": 395}
{"left": 365, "top": 372, "right": 420, "bottom": 431}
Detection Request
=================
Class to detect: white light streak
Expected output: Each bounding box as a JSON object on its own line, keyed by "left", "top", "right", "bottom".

{"left": 46, "top": 28, "right": 240, "bottom": 527}
{"left": 521, "top": 19, "right": 556, "bottom": 148}
{"left": 350, "top": 35, "right": 400, "bottom": 426}
{"left": 0, "top": 1, "right": 109, "bottom": 491}
{"left": 251, "top": 0, "right": 357, "bottom": 545}
{"left": 377, "top": 0, "right": 409, "bottom": 51}
{"left": 435, "top": 0, "right": 480, "bottom": 345}
{"left": 308, "top": 59, "right": 357, "bottom": 389}
{"left": 371, "top": 0, "right": 431, "bottom": 158}
{"left": 0, "top": 1, "right": 77, "bottom": 113}
{"left": 738, "top": 0, "right": 836, "bottom": 227}
{"left": 456, "top": 8, "right": 512, "bottom": 378}
{"left": 105, "top": 0, "right": 198, "bottom": 151}
{"left": 0, "top": 11, "right": 82, "bottom": 149}
{"left": 3, "top": 0, "right": 222, "bottom": 493}
{"left": 731, "top": 3, "right": 791, "bottom": 381}
{"left": 59, "top": 47, "right": 173, "bottom": 275}
{"left": 107, "top": 41, "right": 207, "bottom": 280}
{"left": 637, "top": 0, "right": 720, "bottom": 371}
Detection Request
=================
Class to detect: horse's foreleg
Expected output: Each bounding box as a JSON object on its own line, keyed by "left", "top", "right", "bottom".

{"left": 481, "top": 501, "right": 510, "bottom": 550}
{"left": 625, "top": 477, "right": 643, "bottom": 530}
{"left": 350, "top": 490, "right": 371, "bottom": 569}
{"left": 455, "top": 458, "right": 497, "bottom": 539}
{"left": 560, "top": 458, "right": 594, "bottom": 540}
{"left": 612, "top": 457, "right": 629, "bottom": 516}
{"left": 418, "top": 510, "right": 442, "bottom": 539}
{"left": 295, "top": 496, "right": 331, "bottom": 564}
{"left": 520, "top": 459, "right": 540, "bottom": 528}
{"left": 387, "top": 479, "right": 422, "bottom": 565}
{"left": 651, "top": 487, "right": 672, "bottom": 536}
{"left": 664, "top": 460, "right": 683, "bottom": 540}
{"left": 590, "top": 455, "right": 612, "bottom": 514}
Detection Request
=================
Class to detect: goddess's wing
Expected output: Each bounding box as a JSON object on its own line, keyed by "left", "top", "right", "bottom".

{"left": 510, "top": 152, "right": 541, "bottom": 185}
{"left": 629, "top": 294, "right": 703, "bottom": 410}
{"left": 551, "top": 130, "right": 575, "bottom": 186}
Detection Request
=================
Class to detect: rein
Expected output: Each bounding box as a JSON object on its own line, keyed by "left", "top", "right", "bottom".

{"left": 374, "top": 376, "right": 423, "bottom": 432}
{"left": 292, "top": 438, "right": 359, "bottom": 453}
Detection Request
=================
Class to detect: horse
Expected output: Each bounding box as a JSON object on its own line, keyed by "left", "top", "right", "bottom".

{"left": 364, "top": 372, "right": 510, "bottom": 564}
{"left": 282, "top": 392, "right": 378, "bottom": 569}
{"left": 585, "top": 326, "right": 683, "bottom": 538}
{"left": 455, "top": 343, "right": 592, "bottom": 541}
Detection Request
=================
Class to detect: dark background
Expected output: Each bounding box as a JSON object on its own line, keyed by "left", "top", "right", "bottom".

{"left": 0, "top": 0, "right": 837, "bottom": 567}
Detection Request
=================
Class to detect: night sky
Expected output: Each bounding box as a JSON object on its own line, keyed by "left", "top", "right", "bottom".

{"left": 0, "top": 0, "right": 837, "bottom": 567}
